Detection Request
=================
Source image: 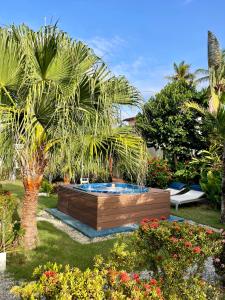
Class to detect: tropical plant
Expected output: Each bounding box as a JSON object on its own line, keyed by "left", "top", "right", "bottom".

{"left": 166, "top": 61, "right": 195, "bottom": 84}
{"left": 0, "top": 24, "right": 145, "bottom": 249}
{"left": 146, "top": 158, "right": 172, "bottom": 188}
{"left": 136, "top": 81, "right": 209, "bottom": 167}
{"left": 186, "top": 31, "right": 225, "bottom": 222}
{"left": 189, "top": 145, "right": 222, "bottom": 207}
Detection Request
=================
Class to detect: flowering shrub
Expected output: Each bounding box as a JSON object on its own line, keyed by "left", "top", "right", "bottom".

{"left": 146, "top": 158, "right": 172, "bottom": 188}
{"left": 123, "top": 218, "right": 222, "bottom": 299}
{"left": 12, "top": 262, "right": 163, "bottom": 299}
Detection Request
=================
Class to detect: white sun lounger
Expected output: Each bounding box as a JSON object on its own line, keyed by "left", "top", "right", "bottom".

{"left": 171, "top": 189, "right": 205, "bottom": 211}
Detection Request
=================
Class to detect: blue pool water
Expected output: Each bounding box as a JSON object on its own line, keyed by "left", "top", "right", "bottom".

{"left": 76, "top": 183, "right": 149, "bottom": 194}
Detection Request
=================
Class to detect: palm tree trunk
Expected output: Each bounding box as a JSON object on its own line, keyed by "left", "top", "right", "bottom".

{"left": 63, "top": 173, "right": 70, "bottom": 184}
{"left": 21, "top": 175, "right": 43, "bottom": 249}
{"left": 221, "top": 142, "right": 225, "bottom": 223}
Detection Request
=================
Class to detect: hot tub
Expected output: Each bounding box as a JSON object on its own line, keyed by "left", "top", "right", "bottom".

{"left": 77, "top": 183, "right": 149, "bottom": 194}
{"left": 57, "top": 183, "right": 170, "bottom": 230}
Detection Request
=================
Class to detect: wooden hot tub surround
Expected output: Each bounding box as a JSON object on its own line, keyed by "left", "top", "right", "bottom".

{"left": 57, "top": 185, "right": 170, "bottom": 230}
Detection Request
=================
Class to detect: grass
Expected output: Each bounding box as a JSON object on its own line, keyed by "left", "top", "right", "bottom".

{"left": 1, "top": 181, "right": 117, "bottom": 280}
{"left": 172, "top": 203, "right": 225, "bottom": 230}
{"left": 7, "top": 221, "right": 116, "bottom": 280}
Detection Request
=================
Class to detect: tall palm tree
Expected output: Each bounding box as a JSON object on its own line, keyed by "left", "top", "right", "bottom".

{"left": 0, "top": 25, "right": 143, "bottom": 249}
{"left": 166, "top": 61, "right": 195, "bottom": 83}
{"left": 186, "top": 31, "right": 225, "bottom": 223}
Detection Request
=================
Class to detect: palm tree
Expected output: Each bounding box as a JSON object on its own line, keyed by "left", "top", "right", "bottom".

{"left": 186, "top": 31, "right": 225, "bottom": 223}
{"left": 0, "top": 25, "right": 143, "bottom": 249}
{"left": 166, "top": 61, "right": 195, "bottom": 83}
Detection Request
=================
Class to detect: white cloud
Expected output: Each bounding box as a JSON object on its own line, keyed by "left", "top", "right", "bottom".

{"left": 112, "top": 57, "right": 171, "bottom": 97}
{"left": 85, "top": 36, "right": 125, "bottom": 58}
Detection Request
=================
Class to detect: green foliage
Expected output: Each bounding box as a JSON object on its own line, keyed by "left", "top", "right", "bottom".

{"left": 12, "top": 262, "right": 163, "bottom": 300}
{"left": 173, "top": 161, "right": 200, "bottom": 183}
{"left": 200, "top": 170, "right": 221, "bottom": 207}
{"left": 136, "top": 81, "right": 209, "bottom": 165}
{"left": 120, "top": 218, "right": 222, "bottom": 299}
{"left": 0, "top": 190, "right": 21, "bottom": 252}
{"left": 190, "top": 146, "right": 222, "bottom": 207}
{"left": 146, "top": 158, "right": 172, "bottom": 188}
{"left": 40, "top": 179, "right": 53, "bottom": 194}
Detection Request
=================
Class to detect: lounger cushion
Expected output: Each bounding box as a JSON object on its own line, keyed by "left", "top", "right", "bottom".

{"left": 168, "top": 182, "right": 186, "bottom": 190}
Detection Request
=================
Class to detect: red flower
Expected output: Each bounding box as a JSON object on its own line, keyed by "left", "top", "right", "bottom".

{"left": 150, "top": 278, "right": 158, "bottom": 285}
{"left": 140, "top": 218, "right": 149, "bottom": 225}
{"left": 132, "top": 273, "right": 140, "bottom": 283}
{"left": 150, "top": 218, "right": 159, "bottom": 222}
{"left": 120, "top": 272, "right": 130, "bottom": 283}
{"left": 160, "top": 216, "right": 167, "bottom": 220}
{"left": 206, "top": 229, "right": 214, "bottom": 235}
{"left": 43, "top": 270, "right": 57, "bottom": 278}
{"left": 150, "top": 222, "right": 159, "bottom": 229}
{"left": 193, "top": 246, "right": 201, "bottom": 254}
{"left": 156, "top": 287, "right": 162, "bottom": 296}
{"left": 144, "top": 284, "right": 151, "bottom": 290}
{"left": 184, "top": 241, "right": 192, "bottom": 248}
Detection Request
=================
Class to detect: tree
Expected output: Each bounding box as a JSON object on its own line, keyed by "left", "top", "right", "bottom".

{"left": 136, "top": 80, "right": 209, "bottom": 167}
{"left": 187, "top": 31, "right": 225, "bottom": 223}
{"left": 166, "top": 61, "right": 195, "bottom": 84}
{"left": 0, "top": 25, "right": 144, "bottom": 249}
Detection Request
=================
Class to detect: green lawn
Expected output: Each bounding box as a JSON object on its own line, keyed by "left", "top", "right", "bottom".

{"left": 1, "top": 181, "right": 117, "bottom": 280}
{"left": 172, "top": 203, "right": 225, "bottom": 230}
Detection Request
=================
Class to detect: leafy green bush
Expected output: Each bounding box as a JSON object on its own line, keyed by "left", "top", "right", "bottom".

{"left": 146, "top": 158, "right": 172, "bottom": 188}
{"left": 0, "top": 191, "right": 22, "bottom": 252}
{"left": 190, "top": 146, "right": 222, "bottom": 207}
{"left": 173, "top": 161, "right": 200, "bottom": 183}
{"left": 115, "top": 218, "right": 222, "bottom": 299}
{"left": 40, "top": 179, "right": 53, "bottom": 194}
{"left": 200, "top": 169, "right": 221, "bottom": 208}
{"left": 12, "top": 262, "right": 163, "bottom": 299}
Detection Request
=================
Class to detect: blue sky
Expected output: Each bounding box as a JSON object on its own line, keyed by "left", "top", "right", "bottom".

{"left": 1, "top": 0, "right": 225, "bottom": 117}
